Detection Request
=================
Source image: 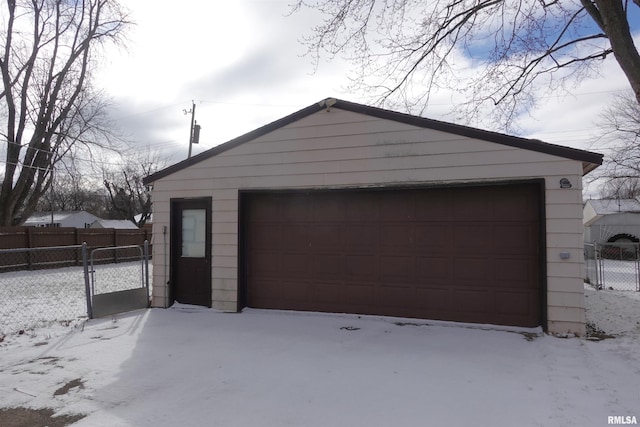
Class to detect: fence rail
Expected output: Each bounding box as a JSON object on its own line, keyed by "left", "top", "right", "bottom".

{"left": 0, "top": 226, "right": 151, "bottom": 271}
{"left": 0, "top": 226, "right": 150, "bottom": 249}
{"left": 584, "top": 242, "right": 640, "bottom": 291}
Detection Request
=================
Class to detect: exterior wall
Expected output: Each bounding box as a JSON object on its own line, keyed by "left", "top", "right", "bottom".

{"left": 150, "top": 108, "right": 587, "bottom": 336}
{"left": 586, "top": 213, "right": 640, "bottom": 243}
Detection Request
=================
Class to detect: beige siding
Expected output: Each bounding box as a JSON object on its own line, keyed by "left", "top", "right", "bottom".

{"left": 150, "top": 108, "right": 589, "bottom": 336}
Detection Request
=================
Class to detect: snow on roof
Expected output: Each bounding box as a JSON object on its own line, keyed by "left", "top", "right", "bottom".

{"left": 24, "top": 210, "right": 79, "bottom": 223}
{"left": 587, "top": 199, "right": 640, "bottom": 215}
{"left": 91, "top": 219, "right": 138, "bottom": 229}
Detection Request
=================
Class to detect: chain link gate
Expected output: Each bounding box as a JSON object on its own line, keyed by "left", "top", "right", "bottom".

{"left": 584, "top": 242, "right": 640, "bottom": 291}
{"left": 83, "top": 241, "right": 150, "bottom": 318}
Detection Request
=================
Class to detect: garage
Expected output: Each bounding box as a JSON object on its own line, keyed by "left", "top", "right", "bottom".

{"left": 143, "top": 97, "right": 603, "bottom": 335}
{"left": 242, "top": 183, "right": 542, "bottom": 327}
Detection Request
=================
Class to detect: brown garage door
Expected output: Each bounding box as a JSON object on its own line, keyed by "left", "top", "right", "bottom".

{"left": 242, "top": 184, "right": 541, "bottom": 327}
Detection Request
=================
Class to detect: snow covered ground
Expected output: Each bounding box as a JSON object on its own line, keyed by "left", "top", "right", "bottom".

{"left": 0, "top": 286, "right": 639, "bottom": 427}
{"left": 585, "top": 259, "right": 639, "bottom": 291}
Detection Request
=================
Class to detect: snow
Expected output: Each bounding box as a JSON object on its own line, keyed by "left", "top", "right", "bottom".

{"left": 584, "top": 285, "right": 640, "bottom": 336}
{"left": 1, "top": 290, "right": 640, "bottom": 426}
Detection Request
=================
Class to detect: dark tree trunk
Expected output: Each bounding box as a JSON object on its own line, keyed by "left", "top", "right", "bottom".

{"left": 583, "top": 0, "right": 640, "bottom": 104}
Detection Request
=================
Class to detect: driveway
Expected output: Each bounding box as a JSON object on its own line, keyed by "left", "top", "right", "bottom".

{"left": 0, "top": 306, "right": 638, "bottom": 427}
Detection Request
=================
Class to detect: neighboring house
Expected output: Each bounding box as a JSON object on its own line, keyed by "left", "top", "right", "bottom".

{"left": 24, "top": 210, "right": 100, "bottom": 228}
{"left": 583, "top": 199, "right": 640, "bottom": 244}
{"left": 143, "top": 98, "right": 603, "bottom": 336}
{"left": 90, "top": 219, "right": 138, "bottom": 229}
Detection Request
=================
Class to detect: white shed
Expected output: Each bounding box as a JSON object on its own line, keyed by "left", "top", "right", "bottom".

{"left": 143, "top": 98, "right": 602, "bottom": 336}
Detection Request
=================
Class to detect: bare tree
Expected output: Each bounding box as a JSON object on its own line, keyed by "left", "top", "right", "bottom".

{"left": 590, "top": 91, "right": 640, "bottom": 196}
{"left": 0, "top": 0, "right": 130, "bottom": 226}
{"left": 103, "top": 149, "right": 165, "bottom": 227}
{"left": 36, "top": 167, "right": 108, "bottom": 217}
{"left": 599, "top": 178, "right": 640, "bottom": 199}
{"left": 290, "top": 1, "right": 640, "bottom": 127}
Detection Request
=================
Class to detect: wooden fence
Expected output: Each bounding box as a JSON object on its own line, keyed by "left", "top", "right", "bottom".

{"left": 0, "top": 227, "right": 152, "bottom": 271}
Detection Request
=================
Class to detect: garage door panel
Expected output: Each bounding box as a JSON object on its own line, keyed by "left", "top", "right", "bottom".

{"left": 380, "top": 256, "right": 413, "bottom": 280}
{"left": 344, "top": 224, "right": 379, "bottom": 251}
{"left": 416, "top": 257, "right": 450, "bottom": 280}
{"left": 495, "top": 291, "right": 533, "bottom": 316}
{"left": 345, "top": 194, "right": 379, "bottom": 221}
{"left": 344, "top": 284, "right": 379, "bottom": 307}
{"left": 492, "top": 191, "right": 538, "bottom": 221}
{"left": 248, "top": 224, "right": 281, "bottom": 250}
{"left": 345, "top": 255, "right": 379, "bottom": 280}
{"left": 414, "top": 192, "right": 452, "bottom": 221}
{"left": 245, "top": 184, "right": 541, "bottom": 327}
{"left": 312, "top": 224, "right": 344, "bottom": 250}
{"left": 415, "top": 287, "right": 451, "bottom": 311}
{"left": 379, "top": 193, "right": 413, "bottom": 220}
{"left": 314, "top": 283, "right": 345, "bottom": 305}
{"left": 379, "top": 285, "right": 416, "bottom": 308}
{"left": 453, "top": 257, "right": 490, "bottom": 282}
{"left": 380, "top": 224, "right": 412, "bottom": 251}
{"left": 313, "top": 194, "right": 345, "bottom": 221}
{"left": 246, "top": 195, "right": 280, "bottom": 221}
{"left": 249, "top": 279, "right": 282, "bottom": 306}
{"left": 495, "top": 258, "right": 533, "bottom": 283}
{"left": 493, "top": 224, "right": 537, "bottom": 254}
{"left": 453, "top": 225, "right": 492, "bottom": 252}
{"left": 281, "top": 253, "right": 313, "bottom": 279}
{"left": 250, "top": 252, "right": 280, "bottom": 277}
{"left": 453, "top": 192, "right": 492, "bottom": 221}
{"left": 314, "top": 254, "right": 345, "bottom": 280}
{"left": 281, "top": 195, "right": 312, "bottom": 221}
{"left": 281, "top": 281, "right": 314, "bottom": 305}
{"left": 279, "top": 224, "right": 312, "bottom": 250}
{"left": 414, "top": 225, "right": 451, "bottom": 251}
{"left": 454, "top": 290, "right": 491, "bottom": 314}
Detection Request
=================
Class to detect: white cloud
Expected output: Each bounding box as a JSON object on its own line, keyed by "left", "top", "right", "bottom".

{"left": 93, "top": 0, "right": 638, "bottom": 169}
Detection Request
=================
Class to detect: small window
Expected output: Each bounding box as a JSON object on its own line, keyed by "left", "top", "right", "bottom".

{"left": 182, "top": 208, "right": 206, "bottom": 258}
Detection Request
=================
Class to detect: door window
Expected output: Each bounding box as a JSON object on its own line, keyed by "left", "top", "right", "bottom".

{"left": 182, "top": 208, "right": 207, "bottom": 258}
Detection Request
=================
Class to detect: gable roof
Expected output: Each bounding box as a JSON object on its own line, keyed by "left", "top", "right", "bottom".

{"left": 143, "top": 98, "right": 603, "bottom": 185}
{"left": 24, "top": 210, "right": 98, "bottom": 224}
{"left": 586, "top": 199, "right": 640, "bottom": 215}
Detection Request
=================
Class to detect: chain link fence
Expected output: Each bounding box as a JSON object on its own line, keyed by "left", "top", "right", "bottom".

{"left": 584, "top": 242, "right": 640, "bottom": 291}
{"left": 0, "top": 243, "right": 151, "bottom": 336}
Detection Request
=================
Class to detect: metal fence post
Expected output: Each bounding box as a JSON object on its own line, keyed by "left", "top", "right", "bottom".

{"left": 144, "top": 240, "right": 150, "bottom": 303}
{"left": 595, "top": 242, "right": 603, "bottom": 290}
{"left": 82, "top": 242, "right": 93, "bottom": 319}
{"left": 633, "top": 243, "right": 640, "bottom": 291}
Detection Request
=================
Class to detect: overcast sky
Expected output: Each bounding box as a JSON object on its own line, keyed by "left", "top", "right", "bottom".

{"left": 95, "top": 1, "right": 639, "bottom": 166}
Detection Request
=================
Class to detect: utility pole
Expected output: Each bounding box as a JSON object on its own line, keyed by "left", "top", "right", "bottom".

{"left": 184, "top": 101, "right": 202, "bottom": 158}
{"left": 186, "top": 101, "right": 196, "bottom": 158}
